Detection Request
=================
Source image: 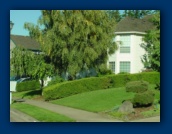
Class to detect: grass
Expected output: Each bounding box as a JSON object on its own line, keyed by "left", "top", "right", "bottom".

{"left": 141, "top": 104, "right": 160, "bottom": 118}
{"left": 51, "top": 84, "right": 160, "bottom": 113}
{"left": 11, "top": 103, "right": 75, "bottom": 122}
{"left": 51, "top": 87, "right": 135, "bottom": 112}
{"left": 11, "top": 84, "right": 160, "bottom": 121}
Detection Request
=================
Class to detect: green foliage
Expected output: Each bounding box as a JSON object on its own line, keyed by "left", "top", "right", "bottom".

{"left": 24, "top": 10, "right": 118, "bottom": 78}
{"left": 12, "top": 89, "right": 42, "bottom": 99}
{"left": 43, "top": 76, "right": 112, "bottom": 100}
{"left": 97, "top": 69, "right": 112, "bottom": 77}
{"left": 141, "top": 11, "right": 160, "bottom": 71}
{"left": 122, "top": 10, "right": 155, "bottom": 19}
{"left": 43, "top": 72, "right": 160, "bottom": 100}
{"left": 109, "top": 112, "right": 128, "bottom": 121}
{"left": 16, "top": 80, "right": 40, "bottom": 92}
{"left": 11, "top": 47, "right": 54, "bottom": 90}
{"left": 126, "top": 81, "right": 149, "bottom": 93}
{"left": 31, "top": 55, "right": 54, "bottom": 88}
{"left": 141, "top": 104, "right": 160, "bottom": 118}
{"left": 155, "top": 83, "right": 160, "bottom": 90}
{"left": 106, "top": 10, "right": 122, "bottom": 22}
{"left": 132, "top": 90, "right": 155, "bottom": 107}
{"left": 10, "top": 47, "right": 35, "bottom": 77}
{"left": 51, "top": 84, "right": 157, "bottom": 113}
{"left": 47, "top": 76, "right": 65, "bottom": 86}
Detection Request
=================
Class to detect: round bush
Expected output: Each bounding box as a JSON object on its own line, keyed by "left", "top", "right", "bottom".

{"left": 132, "top": 90, "right": 155, "bottom": 107}
{"left": 126, "top": 81, "right": 149, "bottom": 93}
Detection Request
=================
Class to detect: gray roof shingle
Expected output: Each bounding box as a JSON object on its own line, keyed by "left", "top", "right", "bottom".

{"left": 115, "top": 16, "right": 154, "bottom": 33}
{"left": 10, "top": 35, "right": 41, "bottom": 51}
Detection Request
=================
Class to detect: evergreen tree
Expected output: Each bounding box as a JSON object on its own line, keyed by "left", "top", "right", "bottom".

{"left": 122, "top": 10, "right": 154, "bottom": 19}
{"left": 24, "top": 10, "right": 118, "bottom": 79}
{"left": 141, "top": 11, "right": 160, "bottom": 71}
{"left": 106, "top": 10, "right": 122, "bottom": 22}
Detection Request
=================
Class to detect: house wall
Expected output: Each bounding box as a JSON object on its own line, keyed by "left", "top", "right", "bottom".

{"left": 108, "top": 33, "right": 146, "bottom": 74}
{"left": 131, "top": 34, "right": 146, "bottom": 73}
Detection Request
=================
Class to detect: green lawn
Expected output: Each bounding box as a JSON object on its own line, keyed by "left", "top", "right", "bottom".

{"left": 11, "top": 103, "right": 75, "bottom": 122}
{"left": 51, "top": 84, "right": 160, "bottom": 113}
{"left": 51, "top": 87, "right": 135, "bottom": 112}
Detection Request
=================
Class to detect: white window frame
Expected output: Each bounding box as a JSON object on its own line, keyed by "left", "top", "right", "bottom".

{"left": 120, "top": 61, "right": 130, "bottom": 73}
{"left": 120, "top": 35, "right": 131, "bottom": 53}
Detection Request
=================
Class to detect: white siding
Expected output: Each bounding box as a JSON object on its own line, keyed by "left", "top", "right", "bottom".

{"left": 108, "top": 33, "right": 146, "bottom": 74}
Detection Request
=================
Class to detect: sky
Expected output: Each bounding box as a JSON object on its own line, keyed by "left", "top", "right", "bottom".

{"left": 10, "top": 10, "right": 124, "bottom": 36}
{"left": 10, "top": 10, "right": 42, "bottom": 36}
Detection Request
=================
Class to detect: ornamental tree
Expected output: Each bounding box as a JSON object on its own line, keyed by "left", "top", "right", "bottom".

{"left": 24, "top": 10, "right": 118, "bottom": 79}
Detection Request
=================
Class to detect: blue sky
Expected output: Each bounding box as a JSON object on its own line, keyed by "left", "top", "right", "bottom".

{"left": 10, "top": 10, "right": 41, "bottom": 36}
{"left": 10, "top": 10, "right": 124, "bottom": 36}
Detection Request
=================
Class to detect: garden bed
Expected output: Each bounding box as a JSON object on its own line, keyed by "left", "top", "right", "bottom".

{"left": 107, "top": 104, "right": 160, "bottom": 121}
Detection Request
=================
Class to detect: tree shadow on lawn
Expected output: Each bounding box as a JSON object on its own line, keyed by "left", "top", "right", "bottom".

{"left": 22, "top": 89, "right": 42, "bottom": 99}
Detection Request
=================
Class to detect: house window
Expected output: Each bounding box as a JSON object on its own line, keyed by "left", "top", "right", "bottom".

{"left": 120, "top": 35, "right": 130, "bottom": 53}
{"left": 109, "top": 62, "right": 115, "bottom": 73}
{"left": 120, "top": 61, "right": 130, "bottom": 73}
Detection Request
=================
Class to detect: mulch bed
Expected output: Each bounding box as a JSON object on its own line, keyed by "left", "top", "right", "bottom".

{"left": 127, "top": 105, "right": 154, "bottom": 120}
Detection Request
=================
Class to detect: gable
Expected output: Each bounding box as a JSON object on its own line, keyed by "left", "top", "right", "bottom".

{"left": 10, "top": 35, "right": 41, "bottom": 51}
{"left": 10, "top": 39, "right": 16, "bottom": 50}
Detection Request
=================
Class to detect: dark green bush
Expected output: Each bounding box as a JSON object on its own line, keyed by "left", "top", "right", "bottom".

{"left": 43, "top": 76, "right": 111, "bottom": 100}
{"left": 155, "top": 83, "right": 160, "bottom": 90}
{"left": 126, "top": 81, "right": 149, "bottom": 93}
{"left": 118, "top": 72, "right": 130, "bottom": 75}
{"left": 132, "top": 90, "right": 155, "bottom": 107}
{"left": 16, "top": 80, "right": 40, "bottom": 92}
{"left": 43, "top": 72, "right": 160, "bottom": 100}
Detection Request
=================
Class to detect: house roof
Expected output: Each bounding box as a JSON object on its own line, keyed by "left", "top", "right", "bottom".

{"left": 115, "top": 16, "right": 154, "bottom": 33}
{"left": 10, "top": 35, "right": 41, "bottom": 51}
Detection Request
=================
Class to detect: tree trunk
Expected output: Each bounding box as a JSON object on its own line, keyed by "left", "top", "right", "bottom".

{"left": 40, "top": 79, "right": 44, "bottom": 96}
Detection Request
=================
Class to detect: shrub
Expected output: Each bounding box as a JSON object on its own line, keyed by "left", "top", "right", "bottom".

{"left": 43, "top": 76, "right": 111, "bottom": 100}
{"left": 139, "top": 72, "right": 160, "bottom": 84}
{"left": 47, "top": 76, "right": 64, "bottom": 86}
{"left": 155, "top": 83, "right": 160, "bottom": 90}
{"left": 16, "top": 80, "right": 40, "bottom": 92}
{"left": 43, "top": 72, "right": 160, "bottom": 100}
{"left": 132, "top": 90, "right": 155, "bottom": 107}
{"left": 126, "top": 81, "right": 149, "bottom": 93}
{"left": 118, "top": 72, "right": 130, "bottom": 75}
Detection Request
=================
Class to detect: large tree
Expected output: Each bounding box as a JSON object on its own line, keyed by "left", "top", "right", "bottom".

{"left": 122, "top": 10, "right": 154, "bottom": 19}
{"left": 141, "top": 11, "right": 160, "bottom": 72}
{"left": 10, "top": 47, "right": 53, "bottom": 91}
{"left": 10, "top": 47, "right": 34, "bottom": 77}
{"left": 24, "top": 10, "right": 118, "bottom": 79}
{"left": 106, "top": 10, "right": 122, "bottom": 22}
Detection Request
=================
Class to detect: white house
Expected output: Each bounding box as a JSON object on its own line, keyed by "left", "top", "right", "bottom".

{"left": 108, "top": 16, "right": 154, "bottom": 74}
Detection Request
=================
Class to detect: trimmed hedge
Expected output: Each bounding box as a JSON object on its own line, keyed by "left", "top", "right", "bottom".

{"left": 43, "top": 72, "right": 160, "bottom": 101}
{"left": 16, "top": 80, "right": 40, "bottom": 92}
{"left": 43, "top": 77, "right": 112, "bottom": 100}
{"left": 126, "top": 81, "right": 149, "bottom": 93}
{"left": 132, "top": 90, "right": 155, "bottom": 107}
